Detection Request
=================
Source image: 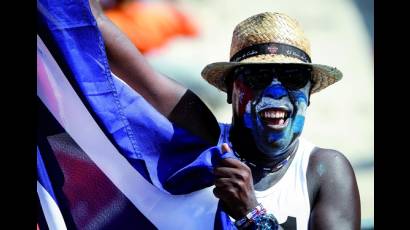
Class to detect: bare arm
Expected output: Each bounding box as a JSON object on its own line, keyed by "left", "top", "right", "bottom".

{"left": 88, "top": 0, "right": 186, "bottom": 117}
{"left": 307, "top": 148, "right": 361, "bottom": 230}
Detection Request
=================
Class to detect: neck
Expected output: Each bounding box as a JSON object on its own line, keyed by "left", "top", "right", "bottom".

{"left": 229, "top": 120, "right": 299, "bottom": 170}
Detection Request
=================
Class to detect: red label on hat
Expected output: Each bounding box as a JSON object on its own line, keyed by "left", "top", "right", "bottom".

{"left": 267, "top": 46, "right": 278, "bottom": 54}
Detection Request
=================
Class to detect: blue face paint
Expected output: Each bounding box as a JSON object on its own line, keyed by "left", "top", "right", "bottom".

{"left": 232, "top": 67, "right": 311, "bottom": 159}
{"left": 292, "top": 115, "right": 305, "bottom": 134}
{"left": 263, "top": 82, "right": 288, "bottom": 99}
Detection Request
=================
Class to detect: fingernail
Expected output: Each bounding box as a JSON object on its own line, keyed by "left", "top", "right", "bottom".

{"left": 221, "top": 143, "right": 230, "bottom": 153}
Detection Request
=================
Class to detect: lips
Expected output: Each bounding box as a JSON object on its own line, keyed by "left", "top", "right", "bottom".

{"left": 259, "top": 108, "right": 290, "bottom": 130}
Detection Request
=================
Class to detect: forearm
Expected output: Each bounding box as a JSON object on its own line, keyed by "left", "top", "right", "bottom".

{"left": 94, "top": 15, "right": 158, "bottom": 95}
{"left": 88, "top": 0, "right": 186, "bottom": 116}
{"left": 90, "top": 0, "right": 142, "bottom": 68}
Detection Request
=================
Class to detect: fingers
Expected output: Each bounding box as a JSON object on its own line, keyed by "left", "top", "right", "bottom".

{"left": 213, "top": 186, "right": 223, "bottom": 198}
{"left": 213, "top": 180, "right": 239, "bottom": 199}
{"left": 214, "top": 177, "right": 245, "bottom": 190}
{"left": 213, "top": 166, "right": 240, "bottom": 178}
{"left": 218, "top": 158, "right": 250, "bottom": 171}
{"left": 214, "top": 166, "right": 252, "bottom": 182}
{"left": 214, "top": 178, "right": 234, "bottom": 188}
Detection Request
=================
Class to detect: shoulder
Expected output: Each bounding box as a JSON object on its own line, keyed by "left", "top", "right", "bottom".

{"left": 307, "top": 147, "right": 356, "bottom": 198}
{"left": 306, "top": 147, "right": 361, "bottom": 229}
{"left": 308, "top": 147, "right": 354, "bottom": 178}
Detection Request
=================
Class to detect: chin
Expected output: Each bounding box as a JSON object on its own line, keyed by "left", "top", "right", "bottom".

{"left": 253, "top": 132, "right": 289, "bottom": 157}
{"left": 255, "top": 119, "right": 298, "bottom": 154}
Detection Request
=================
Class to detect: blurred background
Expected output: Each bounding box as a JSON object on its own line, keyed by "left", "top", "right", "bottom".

{"left": 101, "top": 0, "right": 373, "bottom": 228}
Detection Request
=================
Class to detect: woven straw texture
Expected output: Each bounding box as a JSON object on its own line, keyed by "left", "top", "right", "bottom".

{"left": 201, "top": 12, "right": 342, "bottom": 94}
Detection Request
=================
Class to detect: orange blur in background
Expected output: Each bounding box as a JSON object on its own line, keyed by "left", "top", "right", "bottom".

{"left": 104, "top": 1, "right": 199, "bottom": 53}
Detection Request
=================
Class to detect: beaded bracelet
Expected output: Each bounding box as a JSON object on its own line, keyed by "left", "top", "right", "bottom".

{"left": 234, "top": 203, "right": 265, "bottom": 228}
{"left": 234, "top": 203, "right": 279, "bottom": 230}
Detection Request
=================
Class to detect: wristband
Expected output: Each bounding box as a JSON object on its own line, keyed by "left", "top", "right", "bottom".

{"left": 234, "top": 203, "right": 279, "bottom": 230}
{"left": 234, "top": 203, "right": 266, "bottom": 228}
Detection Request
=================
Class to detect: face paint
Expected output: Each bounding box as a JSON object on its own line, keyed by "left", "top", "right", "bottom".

{"left": 288, "top": 90, "right": 309, "bottom": 135}
{"left": 232, "top": 66, "right": 311, "bottom": 159}
{"left": 243, "top": 102, "right": 253, "bottom": 129}
{"left": 232, "top": 76, "right": 255, "bottom": 119}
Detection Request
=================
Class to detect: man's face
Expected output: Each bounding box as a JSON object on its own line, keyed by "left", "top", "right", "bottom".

{"left": 231, "top": 64, "right": 312, "bottom": 158}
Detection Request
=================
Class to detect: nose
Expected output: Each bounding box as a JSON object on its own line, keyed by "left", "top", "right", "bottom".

{"left": 263, "top": 79, "right": 287, "bottom": 99}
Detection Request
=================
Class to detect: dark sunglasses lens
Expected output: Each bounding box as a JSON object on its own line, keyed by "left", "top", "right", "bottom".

{"left": 279, "top": 68, "right": 311, "bottom": 90}
{"left": 252, "top": 71, "right": 273, "bottom": 89}
{"left": 234, "top": 66, "right": 311, "bottom": 90}
{"left": 242, "top": 74, "right": 270, "bottom": 89}
{"left": 235, "top": 68, "right": 273, "bottom": 90}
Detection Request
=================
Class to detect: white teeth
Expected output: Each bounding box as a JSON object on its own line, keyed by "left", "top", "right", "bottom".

{"left": 261, "top": 111, "right": 287, "bottom": 118}
{"left": 279, "top": 119, "right": 284, "bottom": 125}
{"left": 260, "top": 110, "right": 289, "bottom": 118}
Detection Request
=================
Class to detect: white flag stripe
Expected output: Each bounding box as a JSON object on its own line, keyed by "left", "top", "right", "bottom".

{"left": 36, "top": 35, "right": 218, "bottom": 230}
{"left": 37, "top": 181, "right": 68, "bottom": 230}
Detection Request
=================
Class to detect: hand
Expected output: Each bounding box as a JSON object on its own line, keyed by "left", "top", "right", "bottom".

{"left": 213, "top": 143, "right": 259, "bottom": 219}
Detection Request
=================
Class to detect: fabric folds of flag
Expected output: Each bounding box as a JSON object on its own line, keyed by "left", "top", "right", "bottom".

{"left": 36, "top": 0, "right": 236, "bottom": 229}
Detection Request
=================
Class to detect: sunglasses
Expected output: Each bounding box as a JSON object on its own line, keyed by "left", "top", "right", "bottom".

{"left": 231, "top": 65, "right": 312, "bottom": 91}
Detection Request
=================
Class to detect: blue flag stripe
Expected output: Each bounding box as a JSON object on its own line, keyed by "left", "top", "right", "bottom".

{"left": 37, "top": 0, "right": 241, "bottom": 228}
{"left": 37, "top": 35, "right": 220, "bottom": 229}
{"left": 37, "top": 146, "right": 58, "bottom": 204}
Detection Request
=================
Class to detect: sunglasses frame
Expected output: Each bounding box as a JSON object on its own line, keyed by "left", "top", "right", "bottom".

{"left": 230, "top": 64, "right": 313, "bottom": 91}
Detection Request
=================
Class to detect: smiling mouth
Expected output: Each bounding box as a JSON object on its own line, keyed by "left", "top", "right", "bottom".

{"left": 259, "top": 108, "right": 290, "bottom": 130}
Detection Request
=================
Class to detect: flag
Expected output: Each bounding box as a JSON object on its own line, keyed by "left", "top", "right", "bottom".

{"left": 37, "top": 0, "right": 235, "bottom": 229}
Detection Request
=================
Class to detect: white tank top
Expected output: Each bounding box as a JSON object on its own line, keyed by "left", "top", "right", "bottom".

{"left": 254, "top": 137, "right": 315, "bottom": 229}
{"left": 218, "top": 124, "right": 315, "bottom": 229}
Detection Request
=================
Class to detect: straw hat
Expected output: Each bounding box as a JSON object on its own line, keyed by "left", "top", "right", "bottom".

{"left": 201, "top": 12, "right": 342, "bottom": 94}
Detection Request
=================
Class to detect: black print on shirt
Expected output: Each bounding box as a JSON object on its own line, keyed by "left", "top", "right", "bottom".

{"left": 280, "top": 216, "right": 297, "bottom": 229}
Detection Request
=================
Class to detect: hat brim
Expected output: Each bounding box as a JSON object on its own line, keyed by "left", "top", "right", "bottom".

{"left": 201, "top": 61, "right": 342, "bottom": 94}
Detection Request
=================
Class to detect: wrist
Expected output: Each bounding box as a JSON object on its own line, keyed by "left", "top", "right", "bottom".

{"left": 239, "top": 199, "right": 259, "bottom": 218}
{"left": 234, "top": 203, "right": 279, "bottom": 230}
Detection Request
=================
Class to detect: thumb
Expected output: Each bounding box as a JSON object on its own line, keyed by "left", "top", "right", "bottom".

{"left": 221, "top": 143, "right": 231, "bottom": 154}
{"left": 212, "top": 143, "right": 237, "bottom": 166}
{"left": 219, "top": 143, "right": 237, "bottom": 160}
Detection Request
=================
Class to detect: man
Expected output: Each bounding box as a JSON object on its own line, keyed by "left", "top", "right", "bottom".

{"left": 89, "top": 0, "right": 360, "bottom": 229}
